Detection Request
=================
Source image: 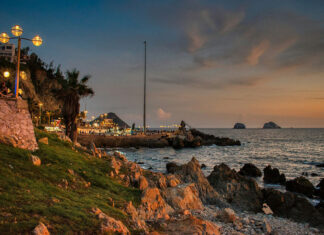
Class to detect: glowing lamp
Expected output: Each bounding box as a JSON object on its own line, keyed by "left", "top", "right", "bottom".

{"left": 32, "top": 35, "right": 42, "bottom": 46}
{"left": 3, "top": 71, "right": 10, "bottom": 78}
{"left": 20, "top": 71, "right": 27, "bottom": 80}
{"left": 39, "top": 102, "right": 43, "bottom": 107}
{"left": 18, "top": 88, "right": 23, "bottom": 95}
{"left": 0, "top": 33, "right": 10, "bottom": 43}
{"left": 11, "top": 25, "right": 23, "bottom": 37}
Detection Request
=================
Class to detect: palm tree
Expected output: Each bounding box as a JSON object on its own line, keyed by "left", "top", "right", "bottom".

{"left": 54, "top": 69, "right": 94, "bottom": 143}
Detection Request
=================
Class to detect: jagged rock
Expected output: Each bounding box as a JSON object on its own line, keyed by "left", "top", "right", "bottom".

{"left": 166, "top": 174, "right": 181, "bottom": 187}
{"left": 91, "top": 207, "right": 130, "bottom": 234}
{"left": 262, "top": 188, "right": 324, "bottom": 228}
{"left": 32, "top": 222, "right": 50, "bottom": 235}
{"left": 220, "top": 208, "right": 236, "bottom": 223}
{"left": 139, "top": 176, "right": 149, "bottom": 190}
{"left": 207, "top": 163, "right": 263, "bottom": 212}
{"left": 113, "top": 151, "right": 128, "bottom": 162}
{"left": 158, "top": 215, "right": 220, "bottom": 235}
{"left": 167, "top": 157, "right": 221, "bottom": 205}
{"left": 110, "top": 157, "right": 122, "bottom": 175}
{"left": 31, "top": 155, "right": 41, "bottom": 166}
{"left": 172, "top": 136, "right": 185, "bottom": 149}
{"left": 38, "top": 137, "right": 48, "bottom": 145}
{"left": 286, "top": 176, "right": 315, "bottom": 197}
{"left": 162, "top": 183, "right": 204, "bottom": 211}
{"left": 262, "top": 203, "right": 273, "bottom": 215}
{"left": 166, "top": 162, "right": 179, "bottom": 174}
{"left": 190, "top": 128, "right": 241, "bottom": 146}
{"left": 262, "top": 218, "right": 272, "bottom": 234}
{"left": 137, "top": 187, "right": 174, "bottom": 220}
{"left": 263, "top": 165, "right": 286, "bottom": 185}
{"left": 233, "top": 123, "right": 246, "bottom": 129}
{"left": 238, "top": 163, "right": 261, "bottom": 177}
{"left": 316, "top": 179, "right": 324, "bottom": 199}
{"left": 91, "top": 142, "right": 101, "bottom": 158}
{"left": 201, "top": 164, "right": 207, "bottom": 169}
{"left": 263, "top": 121, "right": 281, "bottom": 129}
{"left": 124, "top": 201, "right": 147, "bottom": 232}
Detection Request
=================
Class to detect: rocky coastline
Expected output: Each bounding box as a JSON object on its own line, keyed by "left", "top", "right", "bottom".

{"left": 90, "top": 147, "right": 324, "bottom": 234}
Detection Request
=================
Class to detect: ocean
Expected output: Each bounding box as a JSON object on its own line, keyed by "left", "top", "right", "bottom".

{"left": 113, "top": 128, "right": 324, "bottom": 191}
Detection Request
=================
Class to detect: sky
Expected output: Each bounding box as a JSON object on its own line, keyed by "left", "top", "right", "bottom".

{"left": 1, "top": 0, "right": 324, "bottom": 128}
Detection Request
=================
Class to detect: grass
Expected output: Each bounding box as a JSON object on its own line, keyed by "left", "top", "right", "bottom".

{"left": 0, "top": 129, "right": 141, "bottom": 234}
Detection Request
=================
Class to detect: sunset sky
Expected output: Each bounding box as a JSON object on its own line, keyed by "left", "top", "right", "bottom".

{"left": 1, "top": 0, "right": 324, "bottom": 127}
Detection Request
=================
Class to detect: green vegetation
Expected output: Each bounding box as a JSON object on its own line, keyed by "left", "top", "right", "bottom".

{"left": 0, "top": 130, "right": 141, "bottom": 234}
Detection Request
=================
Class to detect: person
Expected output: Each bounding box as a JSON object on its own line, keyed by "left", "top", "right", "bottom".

{"left": 0, "top": 81, "right": 8, "bottom": 97}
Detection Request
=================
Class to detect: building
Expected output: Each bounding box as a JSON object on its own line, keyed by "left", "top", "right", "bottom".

{"left": 0, "top": 43, "right": 15, "bottom": 62}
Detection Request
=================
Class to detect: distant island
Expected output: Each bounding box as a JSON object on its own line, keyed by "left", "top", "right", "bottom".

{"left": 263, "top": 121, "right": 281, "bottom": 129}
{"left": 233, "top": 123, "right": 246, "bottom": 129}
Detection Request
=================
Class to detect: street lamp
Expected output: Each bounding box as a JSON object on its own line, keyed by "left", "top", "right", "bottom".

{"left": 0, "top": 25, "right": 42, "bottom": 98}
{"left": 3, "top": 71, "right": 10, "bottom": 78}
{"left": 39, "top": 102, "right": 43, "bottom": 125}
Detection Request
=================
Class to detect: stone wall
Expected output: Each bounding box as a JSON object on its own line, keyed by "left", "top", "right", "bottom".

{"left": 0, "top": 97, "right": 38, "bottom": 151}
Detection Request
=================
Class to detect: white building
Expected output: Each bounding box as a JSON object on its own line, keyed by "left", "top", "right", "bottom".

{"left": 0, "top": 43, "right": 15, "bottom": 62}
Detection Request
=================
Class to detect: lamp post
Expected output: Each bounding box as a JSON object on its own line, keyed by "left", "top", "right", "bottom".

{"left": 39, "top": 102, "right": 43, "bottom": 125}
{"left": 143, "top": 41, "right": 147, "bottom": 135}
{"left": 0, "top": 25, "right": 42, "bottom": 98}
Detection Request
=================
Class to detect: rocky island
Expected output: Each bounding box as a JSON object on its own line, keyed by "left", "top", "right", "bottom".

{"left": 233, "top": 123, "right": 246, "bottom": 129}
{"left": 263, "top": 121, "right": 281, "bottom": 129}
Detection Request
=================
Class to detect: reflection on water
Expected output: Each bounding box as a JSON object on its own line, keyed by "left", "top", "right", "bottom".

{"left": 109, "top": 128, "right": 324, "bottom": 187}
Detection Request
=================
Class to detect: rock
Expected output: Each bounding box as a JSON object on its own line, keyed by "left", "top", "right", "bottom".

{"left": 91, "top": 142, "right": 101, "bottom": 158}
{"left": 238, "top": 163, "right": 262, "bottom": 177}
{"left": 311, "top": 173, "right": 319, "bottom": 177}
{"left": 220, "top": 208, "right": 236, "bottom": 223}
{"left": 262, "top": 218, "right": 271, "bottom": 235}
{"left": 316, "top": 179, "right": 324, "bottom": 199}
{"left": 166, "top": 174, "right": 181, "bottom": 187}
{"left": 172, "top": 136, "right": 185, "bottom": 149}
{"left": 190, "top": 128, "right": 241, "bottom": 146}
{"left": 162, "top": 183, "right": 204, "bottom": 211}
{"left": 159, "top": 215, "right": 220, "bottom": 235}
{"left": 233, "top": 123, "right": 246, "bottom": 129}
{"left": 207, "top": 163, "right": 263, "bottom": 212}
{"left": 262, "top": 188, "right": 324, "bottom": 227}
{"left": 316, "top": 163, "right": 324, "bottom": 168}
{"left": 137, "top": 187, "right": 174, "bottom": 220}
{"left": 110, "top": 157, "right": 122, "bottom": 175}
{"left": 139, "top": 176, "right": 149, "bottom": 190}
{"left": 201, "top": 164, "right": 207, "bottom": 169}
{"left": 166, "top": 162, "right": 179, "bottom": 174}
{"left": 31, "top": 155, "right": 41, "bottom": 166}
{"left": 92, "top": 207, "right": 130, "bottom": 234}
{"left": 168, "top": 157, "right": 222, "bottom": 205}
{"left": 263, "top": 165, "right": 286, "bottom": 185}
{"left": 32, "top": 222, "right": 50, "bottom": 235}
{"left": 124, "top": 201, "right": 147, "bottom": 232}
{"left": 38, "top": 137, "right": 48, "bottom": 145}
{"left": 262, "top": 203, "right": 273, "bottom": 215}
{"left": 286, "top": 176, "right": 315, "bottom": 197}
{"left": 263, "top": 121, "right": 281, "bottom": 129}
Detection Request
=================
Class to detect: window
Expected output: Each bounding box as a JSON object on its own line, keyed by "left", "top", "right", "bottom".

{"left": 6, "top": 46, "right": 12, "bottom": 49}
{"left": 1, "top": 46, "right": 5, "bottom": 50}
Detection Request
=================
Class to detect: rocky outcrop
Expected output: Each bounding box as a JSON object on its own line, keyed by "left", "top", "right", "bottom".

{"left": 263, "top": 165, "right": 286, "bottom": 185}
{"left": 31, "top": 155, "right": 41, "bottom": 166}
{"left": 233, "top": 123, "right": 246, "bottom": 129}
{"left": 207, "top": 163, "right": 263, "bottom": 212}
{"left": 286, "top": 176, "right": 315, "bottom": 197}
{"left": 263, "top": 121, "right": 281, "bottom": 129}
{"left": 165, "top": 157, "right": 222, "bottom": 205}
{"left": 162, "top": 183, "right": 204, "bottom": 211}
{"left": 238, "top": 163, "right": 262, "bottom": 177}
{"left": 0, "top": 98, "right": 38, "bottom": 151}
{"left": 316, "top": 179, "right": 324, "bottom": 199}
{"left": 190, "top": 128, "right": 241, "bottom": 146}
{"left": 38, "top": 137, "right": 48, "bottom": 145}
{"left": 91, "top": 207, "right": 130, "bottom": 234}
{"left": 262, "top": 188, "right": 324, "bottom": 228}
{"left": 32, "top": 222, "right": 50, "bottom": 235}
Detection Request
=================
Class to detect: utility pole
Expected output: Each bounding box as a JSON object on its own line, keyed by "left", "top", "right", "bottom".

{"left": 143, "top": 41, "right": 147, "bottom": 135}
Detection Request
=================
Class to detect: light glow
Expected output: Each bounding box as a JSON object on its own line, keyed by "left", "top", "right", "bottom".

{"left": 0, "top": 33, "right": 10, "bottom": 43}
{"left": 32, "top": 35, "right": 42, "bottom": 46}
{"left": 11, "top": 25, "right": 23, "bottom": 37}
{"left": 3, "top": 71, "right": 10, "bottom": 78}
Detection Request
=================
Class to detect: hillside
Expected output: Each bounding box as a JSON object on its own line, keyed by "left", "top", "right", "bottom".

{"left": 91, "top": 112, "right": 130, "bottom": 128}
{"left": 0, "top": 129, "right": 140, "bottom": 234}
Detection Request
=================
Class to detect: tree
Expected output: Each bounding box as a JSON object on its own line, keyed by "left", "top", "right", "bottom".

{"left": 54, "top": 69, "right": 94, "bottom": 142}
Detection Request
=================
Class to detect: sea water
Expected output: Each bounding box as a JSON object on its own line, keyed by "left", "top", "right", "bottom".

{"left": 111, "top": 128, "right": 324, "bottom": 189}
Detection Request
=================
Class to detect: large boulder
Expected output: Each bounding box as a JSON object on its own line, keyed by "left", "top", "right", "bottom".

{"left": 233, "top": 123, "right": 246, "bottom": 129}
{"left": 316, "top": 179, "right": 324, "bottom": 199}
{"left": 286, "top": 176, "right": 315, "bottom": 197}
{"left": 162, "top": 183, "right": 204, "bottom": 211}
{"left": 238, "top": 163, "right": 262, "bottom": 177}
{"left": 262, "top": 188, "right": 324, "bottom": 228}
{"left": 32, "top": 222, "right": 50, "bottom": 235}
{"left": 263, "top": 121, "right": 281, "bottom": 129}
{"left": 137, "top": 187, "right": 174, "bottom": 220}
{"left": 166, "top": 157, "right": 222, "bottom": 205}
{"left": 166, "top": 162, "right": 179, "bottom": 174}
{"left": 263, "top": 165, "right": 286, "bottom": 185}
{"left": 207, "top": 163, "right": 263, "bottom": 212}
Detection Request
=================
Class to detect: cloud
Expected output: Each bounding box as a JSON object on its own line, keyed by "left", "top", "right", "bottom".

{"left": 156, "top": 108, "right": 171, "bottom": 120}
{"left": 246, "top": 40, "right": 270, "bottom": 65}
